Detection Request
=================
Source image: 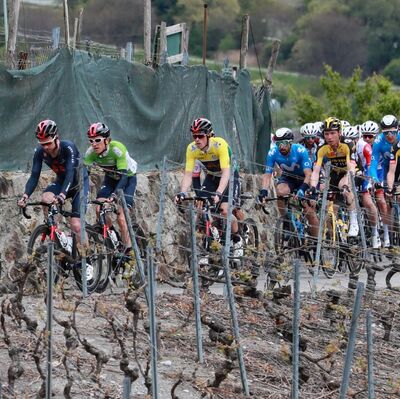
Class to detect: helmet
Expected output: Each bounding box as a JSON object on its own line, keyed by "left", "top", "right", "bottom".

{"left": 360, "top": 121, "right": 380, "bottom": 136}
{"left": 36, "top": 119, "right": 58, "bottom": 140}
{"left": 87, "top": 122, "right": 110, "bottom": 138}
{"left": 342, "top": 126, "right": 359, "bottom": 140}
{"left": 274, "top": 127, "right": 294, "bottom": 141}
{"left": 380, "top": 114, "right": 398, "bottom": 130}
{"left": 190, "top": 117, "right": 213, "bottom": 136}
{"left": 300, "top": 123, "right": 318, "bottom": 138}
{"left": 341, "top": 120, "right": 351, "bottom": 128}
{"left": 322, "top": 117, "right": 342, "bottom": 132}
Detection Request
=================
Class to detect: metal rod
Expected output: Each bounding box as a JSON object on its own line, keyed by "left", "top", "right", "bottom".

{"left": 339, "top": 281, "right": 365, "bottom": 399}
{"left": 222, "top": 156, "right": 250, "bottom": 396}
{"left": 156, "top": 156, "right": 168, "bottom": 254}
{"left": 122, "top": 375, "right": 131, "bottom": 399}
{"left": 349, "top": 171, "right": 367, "bottom": 259}
{"left": 312, "top": 161, "right": 331, "bottom": 296}
{"left": 46, "top": 242, "right": 54, "bottom": 399}
{"left": 147, "top": 246, "right": 159, "bottom": 399}
{"left": 118, "top": 189, "right": 149, "bottom": 306}
{"left": 291, "top": 259, "right": 301, "bottom": 399}
{"left": 366, "top": 310, "right": 375, "bottom": 399}
{"left": 79, "top": 163, "right": 87, "bottom": 297}
{"left": 202, "top": 3, "right": 208, "bottom": 65}
{"left": 126, "top": 42, "right": 133, "bottom": 62}
{"left": 189, "top": 202, "right": 204, "bottom": 363}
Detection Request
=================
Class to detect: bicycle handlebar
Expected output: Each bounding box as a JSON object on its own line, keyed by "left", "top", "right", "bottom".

{"left": 89, "top": 199, "right": 119, "bottom": 214}
{"left": 21, "top": 202, "right": 73, "bottom": 219}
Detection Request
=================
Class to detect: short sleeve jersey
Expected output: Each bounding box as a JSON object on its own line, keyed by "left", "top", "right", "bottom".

{"left": 265, "top": 143, "right": 312, "bottom": 176}
{"left": 185, "top": 137, "right": 231, "bottom": 176}
{"left": 315, "top": 141, "right": 353, "bottom": 174}
{"left": 84, "top": 140, "right": 137, "bottom": 180}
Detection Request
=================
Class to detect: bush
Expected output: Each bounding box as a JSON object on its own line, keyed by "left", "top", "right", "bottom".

{"left": 383, "top": 58, "right": 400, "bottom": 85}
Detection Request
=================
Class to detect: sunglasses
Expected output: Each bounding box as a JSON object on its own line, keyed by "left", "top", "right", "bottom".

{"left": 276, "top": 140, "right": 291, "bottom": 146}
{"left": 363, "top": 134, "right": 374, "bottom": 139}
{"left": 38, "top": 136, "right": 56, "bottom": 146}
{"left": 89, "top": 137, "right": 105, "bottom": 144}
{"left": 383, "top": 130, "right": 397, "bottom": 135}
{"left": 304, "top": 136, "right": 316, "bottom": 140}
{"left": 192, "top": 134, "right": 206, "bottom": 140}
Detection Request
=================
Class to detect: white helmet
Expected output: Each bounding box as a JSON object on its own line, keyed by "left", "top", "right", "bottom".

{"left": 360, "top": 121, "right": 380, "bottom": 136}
{"left": 380, "top": 114, "right": 398, "bottom": 130}
{"left": 300, "top": 123, "right": 318, "bottom": 138}
{"left": 341, "top": 120, "right": 351, "bottom": 128}
{"left": 274, "top": 127, "right": 294, "bottom": 141}
{"left": 342, "top": 126, "right": 359, "bottom": 140}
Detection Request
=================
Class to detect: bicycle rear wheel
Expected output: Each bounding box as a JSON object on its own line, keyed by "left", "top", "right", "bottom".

{"left": 27, "top": 224, "right": 64, "bottom": 289}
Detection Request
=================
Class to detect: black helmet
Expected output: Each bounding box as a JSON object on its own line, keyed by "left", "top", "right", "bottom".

{"left": 322, "top": 117, "right": 342, "bottom": 132}
{"left": 36, "top": 119, "right": 58, "bottom": 140}
{"left": 274, "top": 127, "right": 294, "bottom": 141}
{"left": 190, "top": 117, "right": 213, "bottom": 136}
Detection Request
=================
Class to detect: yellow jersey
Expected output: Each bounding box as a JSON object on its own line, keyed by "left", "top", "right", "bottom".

{"left": 315, "top": 142, "right": 353, "bottom": 174}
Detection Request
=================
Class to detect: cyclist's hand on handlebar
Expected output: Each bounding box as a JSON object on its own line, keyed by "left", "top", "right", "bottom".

{"left": 174, "top": 192, "right": 186, "bottom": 205}
{"left": 258, "top": 189, "right": 269, "bottom": 203}
{"left": 17, "top": 194, "right": 29, "bottom": 208}
{"left": 213, "top": 191, "right": 222, "bottom": 205}
{"left": 106, "top": 193, "right": 118, "bottom": 203}
{"left": 305, "top": 186, "right": 318, "bottom": 200}
{"left": 53, "top": 194, "right": 66, "bottom": 206}
{"left": 295, "top": 183, "right": 309, "bottom": 200}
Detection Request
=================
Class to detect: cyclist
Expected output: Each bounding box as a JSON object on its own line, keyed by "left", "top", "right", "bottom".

{"left": 84, "top": 122, "right": 138, "bottom": 254}
{"left": 355, "top": 121, "right": 381, "bottom": 248}
{"left": 299, "top": 123, "right": 319, "bottom": 164}
{"left": 259, "top": 127, "right": 319, "bottom": 238}
{"left": 308, "top": 117, "right": 359, "bottom": 237}
{"left": 174, "top": 117, "right": 243, "bottom": 249}
{"left": 17, "top": 119, "right": 88, "bottom": 243}
{"left": 369, "top": 114, "right": 400, "bottom": 247}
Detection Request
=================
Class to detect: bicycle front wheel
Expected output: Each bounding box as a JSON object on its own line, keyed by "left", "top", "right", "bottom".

{"left": 27, "top": 224, "right": 63, "bottom": 290}
{"left": 320, "top": 214, "right": 340, "bottom": 279}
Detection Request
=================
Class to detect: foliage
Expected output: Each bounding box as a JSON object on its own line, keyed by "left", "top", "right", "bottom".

{"left": 383, "top": 58, "right": 400, "bottom": 85}
{"left": 290, "top": 64, "right": 400, "bottom": 125}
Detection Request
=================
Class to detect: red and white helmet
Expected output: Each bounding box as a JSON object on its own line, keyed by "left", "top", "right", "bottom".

{"left": 190, "top": 117, "right": 213, "bottom": 136}
{"left": 87, "top": 122, "right": 110, "bottom": 138}
{"left": 36, "top": 119, "right": 58, "bottom": 140}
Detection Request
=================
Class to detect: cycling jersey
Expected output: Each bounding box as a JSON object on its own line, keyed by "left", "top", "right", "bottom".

{"left": 356, "top": 138, "right": 372, "bottom": 174}
{"left": 25, "top": 140, "right": 81, "bottom": 197}
{"left": 299, "top": 140, "right": 318, "bottom": 164}
{"left": 315, "top": 141, "right": 354, "bottom": 174}
{"left": 185, "top": 137, "right": 233, "bottom": 176}
{"left": 265, "top": 143, "right": 312, "bottom": 176}
{"left": 84, "top": 140, "right": 137, "bottom": 179}
{"left": 370, "top": 132, "right": 400, "bottom": 182}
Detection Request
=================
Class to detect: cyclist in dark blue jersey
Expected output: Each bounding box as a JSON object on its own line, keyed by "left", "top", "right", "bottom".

{"left": 17, "top": 119, "right": 89, "bottom": 243}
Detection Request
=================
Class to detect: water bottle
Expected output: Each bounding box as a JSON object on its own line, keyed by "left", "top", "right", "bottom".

{"left": 66, "top": 235, "right": 73, "bottom": 254}
{"left": 56, "top": 230, "right": 69, "bottom": 251}
{"left": 210, "top": 226, "right": 220, "bottom": 242}
{"left": 108, "top": 228, "right": 119, "bottom": 249}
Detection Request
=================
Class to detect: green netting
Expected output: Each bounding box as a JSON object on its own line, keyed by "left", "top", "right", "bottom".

{"left": 0, "top": 48, "right": 271, "bottom": 172}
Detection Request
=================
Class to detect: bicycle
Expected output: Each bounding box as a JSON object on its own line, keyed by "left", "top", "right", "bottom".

{"left": 22, "top": 202, "right": 103, "bottom": 294}
{"left": 87, "top": 200, "right": 147, "bottom": 293}
{"left": 183, "top": 195, "right": 259, "bottom": 288}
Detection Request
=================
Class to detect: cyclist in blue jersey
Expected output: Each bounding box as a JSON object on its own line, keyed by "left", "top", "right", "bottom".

{"left": 370, "top": 114, "right": 400, "bottom": 247}
{"left": 259, "top": 127, "right": 318, "bottom": 238}
{"left": 17, "top": 119, "right": 89, "bottom": 243}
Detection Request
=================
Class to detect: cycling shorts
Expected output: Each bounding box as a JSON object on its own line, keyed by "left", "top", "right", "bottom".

{"left": 45, "top": 175, "right": 89, "bottom": 218}
{"left": 277, "top": 175, "right": 304, "bottom": 193}
{"left": 200, "top": 172, "right": 241, "bottom": 207}
{"left": 97, "top": 175, "right": 137, "bottom": 208}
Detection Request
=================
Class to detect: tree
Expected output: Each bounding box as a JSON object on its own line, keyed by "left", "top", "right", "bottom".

{"left": 290, "top": 65, "right": 400, "bottom": 125}
{"left": 383, "top": 59, "right": 400, "bottom": 85}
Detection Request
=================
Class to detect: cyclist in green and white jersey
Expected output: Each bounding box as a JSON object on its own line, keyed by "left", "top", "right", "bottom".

{"left": 84, "top": 122, "right": 137, "bottom": 253}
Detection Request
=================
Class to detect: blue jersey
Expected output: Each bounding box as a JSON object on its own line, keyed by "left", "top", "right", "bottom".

{"left": 24, "top": 140, "right": 81, "bottom": 197}
{"left": 265, "top": 143, "right": 312, "bottom": 177}
{"left": 370, "top": 133, "right": 400, "bottom": 182}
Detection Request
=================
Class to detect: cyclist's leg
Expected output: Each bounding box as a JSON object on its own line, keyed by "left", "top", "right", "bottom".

{"left": 41, "top": 180, "right": 61, "bottom": 218}
{"left": 275, "top": 175, "right": 292, "bottom": 218}
{"left": 361, "top": 190, "right": 380, "bottom": 247}
{"left": 339, "top": 174, "right": 358, "bottom": 236}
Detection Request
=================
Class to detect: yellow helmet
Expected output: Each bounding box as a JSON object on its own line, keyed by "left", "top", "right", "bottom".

{"left": 322, "top": 117, "right": 342, "bottom": 132}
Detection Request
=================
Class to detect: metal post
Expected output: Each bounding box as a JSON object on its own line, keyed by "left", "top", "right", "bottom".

{"left": 202, "top": 3, "right": 208, "bottom": 65}
{"left": 349, "top": 171, "right": 367, "bottom": 259}
{"left": 339, "top": 282, "right": 365, "bottom": 399}
{"left": 312, "top": 162, "right": 331, "bottom": 296}
{"left": 239, "top": 14, "right": 249, "bottom": 70}
{"left": 46, "top": 242, "right": 54, "bottom": 399}
{"left": 122, "top": 376, "right": 131, "bottom": 399}
{"left": 156, "top": 156, "right": 168, "bottom": 254}
{"left": 79, "top": 163, "right": 88, "bottom": 297}
{"left": 143, "top": 0, "right": 151, "bottom": 64}
{"left": 52, "top": 27, "right": 60, "bottom": 50}
{"left": 291, "top": 259, "right": 301, "bottom": 399}
{"left": 118, "top": 189, "right": 149, "bottom": 306}
{"left": 147, "top": 246, "right": 159, "bottom": 399}
{"left": 222, "top": 156, "right": 250, "bottom": 396}
{"left": 3, "top": 0, "right": 8, "bottom": 51}
{"left": 126, "top": 42, "right": 133, "bottom": 62}
{"left": 366, "top": 310, "right": 375, "bottom": 399}
{"left": 189, "top": 202, "right": 204, "bottom": 363}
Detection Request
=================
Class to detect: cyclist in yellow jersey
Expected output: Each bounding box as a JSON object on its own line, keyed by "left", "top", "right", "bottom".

{"left": 308, "top": 117, "right": 359, "bottom": 237}
{"left": 174, "top": 117, "right": 241, "bottom": 237}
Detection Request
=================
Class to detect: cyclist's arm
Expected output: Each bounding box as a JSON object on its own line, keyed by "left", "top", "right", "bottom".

{"left": 216, "top": 167, "right": 230, "bottom": 194}
{"left": 303, "top": 168, "right": 312, "bottom": 185}
{"left": 387, "top": 161, "right": 396, "bottom": 192}
{"left": 310, "top": 146, "right": 324, "bottom": 187}
{"left": 180, "top": 170, "right": 193, "bottom": 193}
{"left": 113, "top": 169, "right": 128, "bottom": 194}
{"left": 369, "top": 141, "right": 381, "bottom": 181}
{"left": 24, "top": 148, "right": 43, "bottom": 197}
{"left": 60, "top": 144, "right": 77, "bottom": 196}
{"left": 261, "top": 172, "right": 272, "bottom": 190}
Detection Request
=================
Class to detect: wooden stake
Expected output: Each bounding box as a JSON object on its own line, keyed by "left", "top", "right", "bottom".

{"left": 239, "top": 15, "right": 249, "bottom": 70}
